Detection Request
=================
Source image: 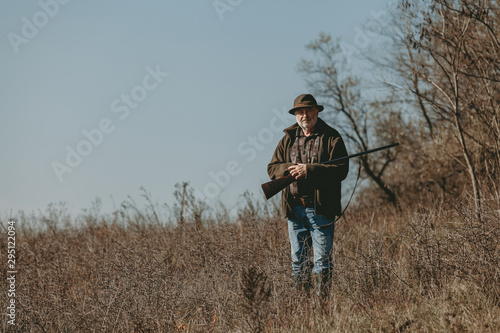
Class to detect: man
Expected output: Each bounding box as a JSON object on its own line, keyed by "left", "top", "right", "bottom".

{"left": 267, "top": 94, "right": 349, "bottom": 298}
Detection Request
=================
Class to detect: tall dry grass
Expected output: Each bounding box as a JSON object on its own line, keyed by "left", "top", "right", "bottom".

{"left": 1, "top": 191, "right": 499, "bottom": 332}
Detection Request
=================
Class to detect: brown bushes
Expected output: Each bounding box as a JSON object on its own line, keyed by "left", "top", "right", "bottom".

{"left": 0, "top": 189, "right": 499, "bottom": 332}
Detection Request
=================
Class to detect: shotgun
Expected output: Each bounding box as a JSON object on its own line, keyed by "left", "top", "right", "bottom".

{"left": 261, "top": 142, "right": 399, "bottom": 200}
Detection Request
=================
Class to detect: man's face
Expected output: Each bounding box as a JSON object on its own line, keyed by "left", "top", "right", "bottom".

{"left": 295, "top": 107, "right": 319, "bottom": 132}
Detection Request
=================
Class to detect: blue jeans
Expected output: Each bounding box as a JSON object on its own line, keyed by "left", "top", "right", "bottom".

{"left": 288, "top": 206, "right": 335, "bottom": 277}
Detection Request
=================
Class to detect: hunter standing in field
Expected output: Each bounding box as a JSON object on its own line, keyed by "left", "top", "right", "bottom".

{"left": 267, "top": 94, "right": 349, "bottom": 298}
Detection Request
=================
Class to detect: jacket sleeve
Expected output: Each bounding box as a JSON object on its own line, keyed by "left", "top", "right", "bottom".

{"left": 304, "top": 135, "right": 349, "bottom": 188}
{"left": 267, "top": 136, "right": 295, "bottom": 180}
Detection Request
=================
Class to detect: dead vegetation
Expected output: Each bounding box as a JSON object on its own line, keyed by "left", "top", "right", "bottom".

{"left": 1, "top": 188, "right": 499, "bottom": 332}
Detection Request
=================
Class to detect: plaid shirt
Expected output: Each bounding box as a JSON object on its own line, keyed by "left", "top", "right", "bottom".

{"left": 289, "top": 127, "right": 320, "bottom": 200}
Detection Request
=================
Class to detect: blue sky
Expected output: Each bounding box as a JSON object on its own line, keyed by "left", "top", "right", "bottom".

{"left": 1, "top": 0, "right": 394, "bottom": 217}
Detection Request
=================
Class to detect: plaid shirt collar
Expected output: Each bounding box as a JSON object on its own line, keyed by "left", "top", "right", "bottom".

{"left": 295, "top": 126, "right": 319, "bottom": 138}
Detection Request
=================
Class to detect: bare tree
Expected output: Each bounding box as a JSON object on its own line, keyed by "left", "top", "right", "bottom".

{"left": 298, "top": 1, "right": 499, "bottom": 211}
{"left": 298, "top": 33, "right": 400, "bottom": 204}
{"left": 395, "top": 0, "right": 500, "bottom": 219}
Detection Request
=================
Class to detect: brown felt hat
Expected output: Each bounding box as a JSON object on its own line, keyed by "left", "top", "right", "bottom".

{"left": 288, "top": 94, "right": 324, "bottom": 115}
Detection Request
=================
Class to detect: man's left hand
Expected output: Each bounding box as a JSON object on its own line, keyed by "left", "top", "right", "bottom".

{"left": 288, "top": 164, "right": 307, "bottom": 180}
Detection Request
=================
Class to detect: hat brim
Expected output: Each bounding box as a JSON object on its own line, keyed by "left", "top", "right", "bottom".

{"left": 288, "top": 105, "right": 324, "bottom": 115}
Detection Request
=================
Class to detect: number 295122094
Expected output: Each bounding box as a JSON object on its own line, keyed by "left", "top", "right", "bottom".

{"left": 7, "top": 220, "right": 16, "bottom": 269}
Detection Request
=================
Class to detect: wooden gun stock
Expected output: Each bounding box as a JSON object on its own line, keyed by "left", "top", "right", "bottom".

{"left": 261, "top": 174, "right": 295, "bottom": 200}
{"left": 261, "top": 142, "right": 399, "bottom": 200}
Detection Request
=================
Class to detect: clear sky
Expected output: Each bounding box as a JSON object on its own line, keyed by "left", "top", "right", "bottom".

{"left": 1, "top": 0, "right": 394, "bottom": 217}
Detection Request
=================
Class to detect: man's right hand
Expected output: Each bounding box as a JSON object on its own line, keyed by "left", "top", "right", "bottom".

{"left": 288, "top": 164, "right": 307, "bottom": 180}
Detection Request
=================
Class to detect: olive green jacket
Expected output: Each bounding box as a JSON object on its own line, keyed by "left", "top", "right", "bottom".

{"left": 267, "top": 118, "right": 349, "bottom": 219}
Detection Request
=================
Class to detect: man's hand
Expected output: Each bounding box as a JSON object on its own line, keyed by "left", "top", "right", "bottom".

{"left": 288, "top": 164, "right": 307, "bottom": 180}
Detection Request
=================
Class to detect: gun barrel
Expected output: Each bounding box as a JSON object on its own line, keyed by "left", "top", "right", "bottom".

{"left": 322, "top": 142, "right": 400, "bottom": 165}
{"left": 262, "top": 142, "right": 399, "bottom": 200}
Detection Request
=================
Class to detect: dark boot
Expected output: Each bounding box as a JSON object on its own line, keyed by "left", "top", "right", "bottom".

{"left": 313, "top": 270, "right": 332, "bottom": 299}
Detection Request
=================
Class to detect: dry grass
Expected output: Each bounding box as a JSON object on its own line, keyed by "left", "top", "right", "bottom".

{"left": 1, "top": 192, "right": 499, "bottom": 332}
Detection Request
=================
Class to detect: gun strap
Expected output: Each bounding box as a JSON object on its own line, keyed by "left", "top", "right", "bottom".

{"left": 313, "top": 157, "right": 361, "bottom": 228}
{"left": 334, "top": 157, "right": 362, "bottom": 224}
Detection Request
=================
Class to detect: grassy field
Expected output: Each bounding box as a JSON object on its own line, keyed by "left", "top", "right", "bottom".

{"left": 1, "top": 192, "right": 499, "bottom": 332}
